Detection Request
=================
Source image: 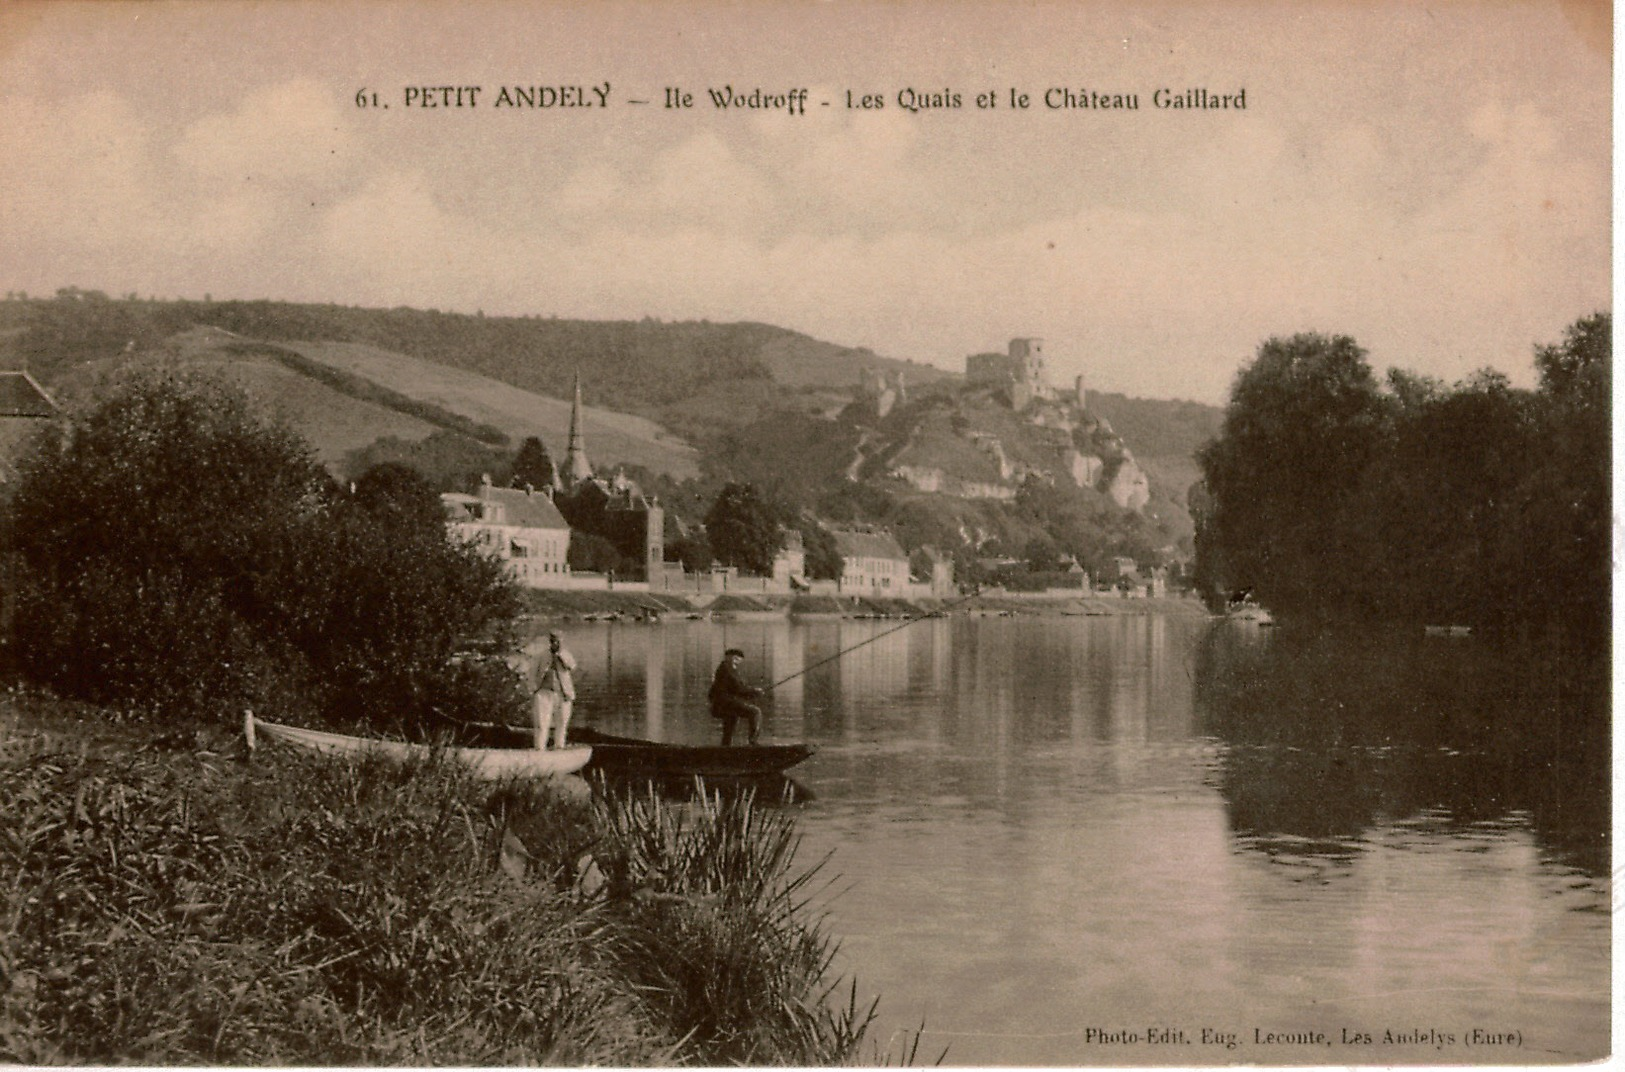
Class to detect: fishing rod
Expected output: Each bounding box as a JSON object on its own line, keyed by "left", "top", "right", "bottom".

{"left": 760, "top": 586, "right": 988, "bottom": 693}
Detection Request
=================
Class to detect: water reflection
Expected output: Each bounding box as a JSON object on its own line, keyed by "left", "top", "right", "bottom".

{"left": 1194, "top": 623, "right": 1609, "bottom": 876}
{"left": 534, "top": 615, "right": 1607, "bottom": 1065}
{"left": 546, "top": 617, "right": 1606, "bottom": 875}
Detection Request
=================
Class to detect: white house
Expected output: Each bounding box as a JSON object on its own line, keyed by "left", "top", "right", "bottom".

{"left": 831, "top": 528, "right": 909, "bottom": 593}
{"left": 442, "top": 477, "right": 572, "bottom": 587}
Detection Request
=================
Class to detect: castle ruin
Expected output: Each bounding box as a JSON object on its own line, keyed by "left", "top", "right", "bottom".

{"left": 966, "top": 338, "right": 1086, "bottom": 411}
{"left": 857, "top": 367, "right": 907, "bottom": 419}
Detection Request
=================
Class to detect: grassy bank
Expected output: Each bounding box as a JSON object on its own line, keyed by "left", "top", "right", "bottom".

{"left": 0, "top": 688, "right": 885, "bottom": 1065}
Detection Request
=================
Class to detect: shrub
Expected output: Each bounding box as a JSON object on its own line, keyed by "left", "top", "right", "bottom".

{"left": 3, "top": 365, "right": 523, "bottom": 730}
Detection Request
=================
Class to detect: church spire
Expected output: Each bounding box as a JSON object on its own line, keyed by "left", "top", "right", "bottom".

{"left": 562, "top": 371, "right": 593, "bottom": 487}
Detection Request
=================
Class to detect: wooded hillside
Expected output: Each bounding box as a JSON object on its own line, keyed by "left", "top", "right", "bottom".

{"left": 1, "top": 293, "right": 1223, "bottom": 575}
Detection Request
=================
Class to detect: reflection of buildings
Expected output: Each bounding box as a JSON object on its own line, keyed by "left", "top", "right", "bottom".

{"left": 765, "top": 625, "right": 804, "bottom": 721}
{"left": 557, "top": 615, "right": 1213, "bottom": 796}
{"left": 906, "top": 620, "right": 955, "bottom": 743}
{"left": 828, "top": 621, "right": 913, "bottom": 700}
{"left": 641, "top": 626, "right": 667, "bottom": 739}
{"left": 795, "top": 619, "right": 956, "bottom": 742}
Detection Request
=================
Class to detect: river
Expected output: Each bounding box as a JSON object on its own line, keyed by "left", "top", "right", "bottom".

{"left": 550, "top": 611, "right": 1609, "bottom": 1066}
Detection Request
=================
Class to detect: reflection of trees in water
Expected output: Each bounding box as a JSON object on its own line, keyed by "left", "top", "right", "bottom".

{"left": 1193, "top": 624, "right": 1608, "bottom": 876}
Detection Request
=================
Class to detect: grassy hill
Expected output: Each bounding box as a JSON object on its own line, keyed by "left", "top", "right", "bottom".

{"left": 0, "top": 295, "right": 1219, "bottom": 558}
{"left": 243, "top": 336, "right": 699, "bottom": 477}
{"left": 41, "top": 322, "right": 701, "bottom": 478}
{"left": 749, "top": 328, "right": 954, "bottom": 390}
{"left": 0, "top": 297, "right": 941, "bottom": 421}
{"left": 0, "top": 296, "right": 958, "bottom": 453}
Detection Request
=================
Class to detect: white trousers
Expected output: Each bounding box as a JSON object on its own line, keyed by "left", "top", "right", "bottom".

{"left": 533, "top": 691, "right": 574, "bottom": 749}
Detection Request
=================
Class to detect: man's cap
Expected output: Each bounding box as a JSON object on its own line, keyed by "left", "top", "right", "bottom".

{"left": 548, "top": 631, "right": 561, "bottom": 640}
{"left": 724, "top": 648, "right": 745, "bottom": 658}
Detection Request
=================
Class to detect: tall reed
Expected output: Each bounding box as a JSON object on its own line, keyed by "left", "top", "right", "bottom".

{"left": 588, "top": 780, "right": 877, "bottom": 1065}
{"left": 0, "top": 730, "right": 885, "bottom": 1065}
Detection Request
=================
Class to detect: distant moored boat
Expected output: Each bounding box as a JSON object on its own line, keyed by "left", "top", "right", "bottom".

{"left": 1227, "top": 602, "right": 1274, "bottom": 625}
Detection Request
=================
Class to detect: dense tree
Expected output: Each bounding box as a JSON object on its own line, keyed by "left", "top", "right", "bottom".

{"left": 554, "top": 478, "right": 659, "bottom": 579}
{"left": 351, "top": 461, "right": 446, "bottom": 535}
{"left": 1197, "top": 333, "right": 1390, "bottom": 617}
{"left": 1355, "top": 369, "right": 1535, "bottom": 624}
{"left": 1195, "top": 315, "right": 1609, "bottom": 644}
{"left": 706, "top": 411, "right": 862, "bottom": 514}
{"left": 816, "top": 482, "right": 897, "bottom": 525}
{"left": 1023, "top": 534, "right": 1062, "bottom": 573}
{"left": 567, "top": 530, "right": 638, "bottom": 575}
{"left": 510, "top": 435, "right": 557, "bottom": 490}
{"left": 1535, "top": 312, "right": 1609, "bottom": 405}
{"left": 799, "top": 523, "right": 843, "bottom": 581}
{"left": 704, "top": 483, "right": 783, "bottom": 575}
{"left": 667, "top": 533, "right": 715, "bottom": 573}
{"left": 343, "top": 430, "right": 509, "bottom": 493}
{"left": 5, "top": 366, "right": 523, "bottom": 730}
{"left": 1508, "top": 313, "right": 1610, "bottom": 647}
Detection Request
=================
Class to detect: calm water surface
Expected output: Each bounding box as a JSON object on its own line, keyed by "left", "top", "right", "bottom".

{"left": 552, "top": 613, "right": 1608, "bottom": 1066}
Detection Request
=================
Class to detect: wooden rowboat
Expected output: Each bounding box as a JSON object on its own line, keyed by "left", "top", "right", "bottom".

{"left": 568, "top": 726, "right": 814, "bottom": 779}
{"left": 243, "top": 711, "right": 591, "bottom": 778}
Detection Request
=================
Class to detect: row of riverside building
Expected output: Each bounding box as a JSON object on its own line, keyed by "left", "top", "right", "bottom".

{"left": 438, "top": 375, "right": 957, "bottom": 600}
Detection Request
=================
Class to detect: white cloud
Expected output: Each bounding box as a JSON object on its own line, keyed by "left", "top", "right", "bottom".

{"left": 319, "top": 172, "right": 472, "bottom": 295}
{"left": 646, "top": 131, "right": 777, "bottom": 228}
{"left": 0, "top": 92, "right": 167, "bottom": 254}
{"left": 550, "top": 130, "right": 775, "bottom": 236}
{"left": 174, "top": 79, "right": 358, "bottom": 187}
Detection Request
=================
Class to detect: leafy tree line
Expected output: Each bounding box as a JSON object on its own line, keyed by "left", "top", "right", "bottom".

{"left": 1195, "top": 314, "right": 1608, "bottom": 646}
{"left": 2, "top": 366, "right": 525, "bottom": 731}
{"left": 0, "top": 296, "right": 777, "bottom": 418}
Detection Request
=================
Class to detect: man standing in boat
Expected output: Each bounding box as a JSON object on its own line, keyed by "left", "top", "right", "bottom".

{"left": 710, "top": 647, "right": 763, "bottom": 746}
{"left": 532, "top": 631, "right": 577, "bottom": 749}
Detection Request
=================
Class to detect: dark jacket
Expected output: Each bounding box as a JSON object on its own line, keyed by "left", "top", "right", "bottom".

{"left": 709, "top": 659, "right": 761, "bottom": 710}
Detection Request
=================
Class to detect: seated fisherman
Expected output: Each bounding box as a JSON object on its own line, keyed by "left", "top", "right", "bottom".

{"left": 708, "top": 647, "right": 763, "bottom": 746}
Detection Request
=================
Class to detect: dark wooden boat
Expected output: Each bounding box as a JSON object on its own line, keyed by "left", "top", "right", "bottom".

{"left": 568, "top": 726, "right": 814, "bottom": 779}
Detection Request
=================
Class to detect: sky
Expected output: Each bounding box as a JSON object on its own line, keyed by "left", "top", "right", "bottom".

{"left": 0, "top": 0, "right": 1610, "bottom": 405}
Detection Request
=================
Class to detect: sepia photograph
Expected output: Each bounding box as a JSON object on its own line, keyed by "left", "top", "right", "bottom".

{"left": 0, "top": 0, "right": 1611, "bottom": 1065}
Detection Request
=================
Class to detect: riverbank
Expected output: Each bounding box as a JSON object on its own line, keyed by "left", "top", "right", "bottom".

{"left": 0, "top": 684, "right": 883, "bottom": 1065}
{"left": 521, "top": 587, "right": 1213, "bottom": 623}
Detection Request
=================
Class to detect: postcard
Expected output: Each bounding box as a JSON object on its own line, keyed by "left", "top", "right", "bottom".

{"left": 0, "top": 0, "right": 1610, "bottom": 1066}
